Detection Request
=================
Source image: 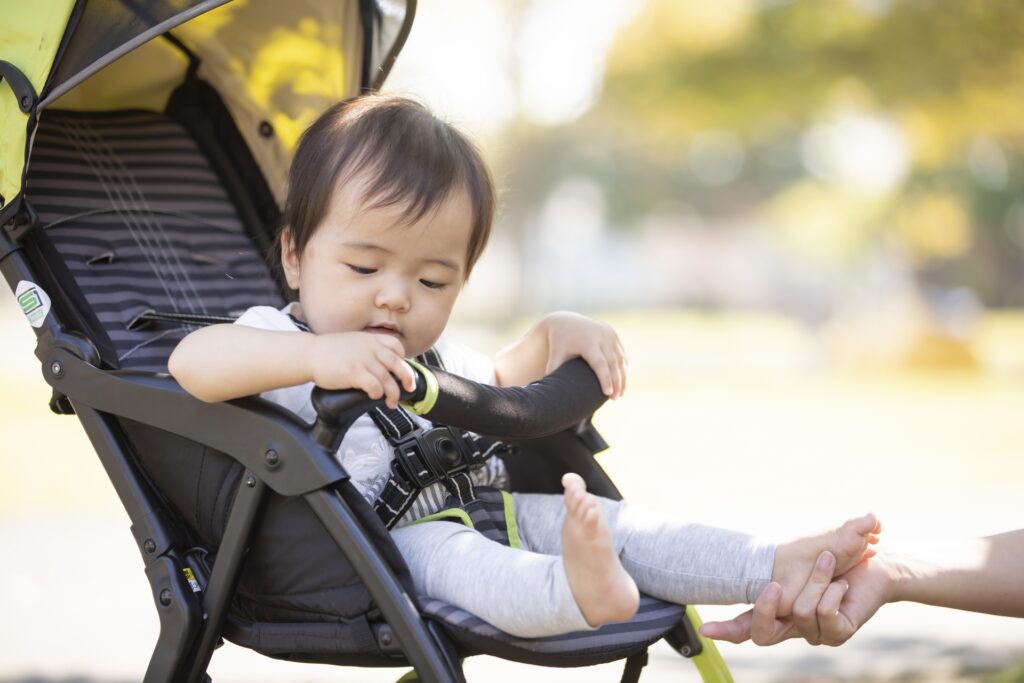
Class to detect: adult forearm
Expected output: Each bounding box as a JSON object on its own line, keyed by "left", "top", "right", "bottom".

{"left": 169, "top": 324, "right": 316, "bottom": 402}
{"left": 891, "top": 530, "right": 1024, "bottom": 618}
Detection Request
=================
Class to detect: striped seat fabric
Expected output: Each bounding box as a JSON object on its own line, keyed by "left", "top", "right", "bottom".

{"left": 25, "top": 110, "right": 283, "bottom": 372}
{"left": 419, "top": 594, "right": 685, "bottom": 667}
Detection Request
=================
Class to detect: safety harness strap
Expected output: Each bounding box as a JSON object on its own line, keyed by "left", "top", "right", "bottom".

{"left": 371, "top": 403, "right": 433, "bottom": 527}
{"left": 369, "top": 400, "right": 514, "bottom": 530}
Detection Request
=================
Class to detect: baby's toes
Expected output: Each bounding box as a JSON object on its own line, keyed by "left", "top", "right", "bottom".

{"left": 562, "top": 474, "right": 587, "bottom": 513}
{"left": 846, "top": 512, "right": 878, "bottom": 537}
{"left": 834, "top": 515, "right": 876, "bottom": 570}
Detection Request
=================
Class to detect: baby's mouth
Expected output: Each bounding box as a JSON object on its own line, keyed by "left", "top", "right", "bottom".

{"left": 365, "top": 324, "right": 401, "bottom": 338}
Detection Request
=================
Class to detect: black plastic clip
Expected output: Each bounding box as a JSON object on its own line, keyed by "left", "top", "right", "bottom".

{"left": 393, "top": 426, "right": 478, "bottom": 488}
{"left": 2, "top": 197, "right": 38, "bottom": 244}
{"left": 665, "top": 610, "right": 704, "bottom": 658}
{"left": 0, "top": 60, "right": 38, "bottom": 113}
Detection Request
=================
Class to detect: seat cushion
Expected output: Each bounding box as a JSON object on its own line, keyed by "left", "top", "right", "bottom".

{"left": 420, "top": 594, "right": 685, "bottom": 667}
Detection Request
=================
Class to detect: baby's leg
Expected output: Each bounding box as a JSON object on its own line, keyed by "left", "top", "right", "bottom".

{"left": 561, "top": 473, "right": 640, "bottom": 626}
{"left": 515, "top": 488, "right": 775, "bottom": 606}
{"left": 771, "top": 513, "right": 880, "bottom": 615}
{"left": 516, "top": 486, "right": 877, "bottom": 613}
{"left": 391, "top": 520, "right": 591, "bottom": 638}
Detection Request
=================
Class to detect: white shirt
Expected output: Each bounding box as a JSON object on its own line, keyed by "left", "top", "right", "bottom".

{"left": 234, "top": 303, "right": 509, "bottom": 525}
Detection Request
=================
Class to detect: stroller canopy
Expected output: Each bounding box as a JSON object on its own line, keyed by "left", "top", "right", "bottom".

{"left": 0, "top": 0, "right": 414, "bottom": 215}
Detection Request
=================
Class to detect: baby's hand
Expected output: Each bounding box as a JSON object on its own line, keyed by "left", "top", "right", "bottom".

{"left": 307, "top": 331, "right": 416, "bottom": 409}
{"left": 542, "top": 312, "right": 627, "bottom": 399}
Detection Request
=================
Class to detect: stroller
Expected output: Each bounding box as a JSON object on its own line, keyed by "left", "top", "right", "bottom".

{"left": 0, "top": 1, "right": 734, "bottom": 681}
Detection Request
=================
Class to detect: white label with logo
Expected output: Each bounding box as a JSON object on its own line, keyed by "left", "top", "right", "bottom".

{"left": 15, "top": 280, "right": 51, "bottom": 328}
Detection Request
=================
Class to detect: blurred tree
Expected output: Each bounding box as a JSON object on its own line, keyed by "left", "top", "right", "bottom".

{"left": 603, "top": 0, "right": 1024, "bottom": 150}
{"left": 497, "top": 0, "right": 1024, "bottom": 304}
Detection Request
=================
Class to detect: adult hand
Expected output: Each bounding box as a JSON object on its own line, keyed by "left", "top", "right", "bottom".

{"left": 700, "top": 551, "right": 892, "bottom": 646}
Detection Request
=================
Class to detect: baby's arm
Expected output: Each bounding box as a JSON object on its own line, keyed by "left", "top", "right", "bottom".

{"left": 493, "top": 311, "right": 627, "bottom": 398}
{"left": 168, "top": 324, "right": 416, "bottom": 406}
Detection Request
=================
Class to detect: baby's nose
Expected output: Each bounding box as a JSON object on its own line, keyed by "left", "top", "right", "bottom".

{"left": 375, "top": 279, "right": 411, "bottom": 311}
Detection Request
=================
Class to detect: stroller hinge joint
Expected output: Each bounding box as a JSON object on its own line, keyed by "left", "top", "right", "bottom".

{"left": 2, "top": 197, "right": 39, "bottom": 247}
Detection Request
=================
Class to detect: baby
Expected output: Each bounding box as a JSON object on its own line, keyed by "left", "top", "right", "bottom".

{"left": 169, "top": 94, "right": 879, "bottom": 637}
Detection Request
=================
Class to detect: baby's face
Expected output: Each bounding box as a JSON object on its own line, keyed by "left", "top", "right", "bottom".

{"left": 282, "top": 178, "right": 472, "bottom": 357}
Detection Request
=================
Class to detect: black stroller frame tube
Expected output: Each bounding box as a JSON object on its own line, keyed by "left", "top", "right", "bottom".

{"left": 305, "top": 488, "right": 460, "bottom": 683}
{"left": 185, "top": 473, "right": 268, "bottom": 683}
{"left": 68, "top": 402, "right": 202, "bottom": 683}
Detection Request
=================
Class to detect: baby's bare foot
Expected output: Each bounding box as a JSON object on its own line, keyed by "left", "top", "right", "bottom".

{"left": 561, "top": 473, "right": 639, "bottom": 627}
{"left": 772, "top": 513, "right": 880, "bottom": 616}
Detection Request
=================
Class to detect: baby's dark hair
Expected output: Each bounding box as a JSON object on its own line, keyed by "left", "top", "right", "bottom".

{"left": 282, "top": 94, "right": 495, "bottom": 276}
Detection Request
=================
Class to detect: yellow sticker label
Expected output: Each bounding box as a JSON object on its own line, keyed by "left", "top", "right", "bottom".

{"left": 182, "top": 567, "right": 202, "bottom": 592}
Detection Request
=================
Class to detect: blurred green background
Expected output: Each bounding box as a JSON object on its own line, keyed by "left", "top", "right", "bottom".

{"left": 3, "top": 1, "right": 1024, "bottom": 681}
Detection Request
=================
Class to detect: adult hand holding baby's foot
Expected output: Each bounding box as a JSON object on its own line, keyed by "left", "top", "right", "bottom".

{"left": 770, "top": 513, "right": 880, "bottom": 617}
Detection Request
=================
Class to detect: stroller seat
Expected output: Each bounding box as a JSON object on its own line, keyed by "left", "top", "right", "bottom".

{"left": 420, "top": 595, "right": 685, "bottom": 667}
{"left": 15, "top": 96, "right": 716, "bottom": 682}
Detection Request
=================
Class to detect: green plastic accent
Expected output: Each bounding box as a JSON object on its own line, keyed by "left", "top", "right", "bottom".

{"left": 409, "top": 507, "right": 474, "bottom": 528}
{"left": 400, "top": 357, "right": 439, "bottom": 416}
{"left": 394, "top": 669, "right": 419, "bottom": 683}
{"left": 501, "top": 490, "right": 521, "bottom": 549}
{"left": 685, "top": 605, "right": 734, "bottom": 683}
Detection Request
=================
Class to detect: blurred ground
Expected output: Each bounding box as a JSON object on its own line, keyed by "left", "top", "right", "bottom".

{"left": 1, "top": 293, "right": 1023, "bottom": 682}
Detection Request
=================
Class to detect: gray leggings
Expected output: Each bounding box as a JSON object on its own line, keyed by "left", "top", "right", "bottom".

{"left": 390, "top": 493, "right": 774, "bottom": 638}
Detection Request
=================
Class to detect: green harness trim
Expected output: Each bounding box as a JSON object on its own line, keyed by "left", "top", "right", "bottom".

{"left": 409, "top": 489, "right": 522, "bottom": 550}
{"left": 501, "top": 490, "right": 521, "bottom": 549}
{"left": 410, "top": 507, "right": 473, "bottom": 529}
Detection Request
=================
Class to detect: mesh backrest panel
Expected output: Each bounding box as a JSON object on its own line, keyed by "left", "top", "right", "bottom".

{"left": 25, "top": 110, "right": 283, "bottom": 372}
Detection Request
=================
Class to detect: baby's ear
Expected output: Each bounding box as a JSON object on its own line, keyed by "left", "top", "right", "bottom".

{"left": 279, "top": 227, "right": 301, "bottom": 290}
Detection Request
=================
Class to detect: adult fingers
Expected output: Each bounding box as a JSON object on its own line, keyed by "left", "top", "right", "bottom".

{"left": 790, "top": 551, "right": 837, "bottom": 644}
{"left": 750, "top": 582, "right": 789, "bottom": 646}
{"left": 701, "top": 583, "right": 797, "bottom": 647}
{"left": 817, "top": 581, "right": 855, "bottom": 646}
{"left": 698, "top": 609, "right": 754, "bottom": 644}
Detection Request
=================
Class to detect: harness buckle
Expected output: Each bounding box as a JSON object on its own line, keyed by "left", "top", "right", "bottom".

{"left": 393, "top": 426, "right": 481, "bottom": 488}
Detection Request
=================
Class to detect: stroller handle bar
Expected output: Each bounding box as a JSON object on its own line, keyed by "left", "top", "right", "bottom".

{"left": 310, "top": 358, "right": 608, "bottom": 453}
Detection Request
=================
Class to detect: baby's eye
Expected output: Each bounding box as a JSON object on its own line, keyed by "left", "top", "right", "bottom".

{"left": 348, "top": 264, "right": 377, "bottom": 275}
{"left": 420, "top": 279, "right": 448, "bottom": 290}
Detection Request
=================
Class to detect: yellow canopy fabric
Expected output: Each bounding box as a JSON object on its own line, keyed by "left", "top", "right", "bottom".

{"left": 0, "top": 0, "right": 76, "bottom": 208}
{"left": 2, "top": 0, "right": 411, "bottom": 212}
